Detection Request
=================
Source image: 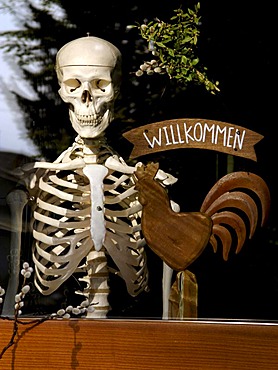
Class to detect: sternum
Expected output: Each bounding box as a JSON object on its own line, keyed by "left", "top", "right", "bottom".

{"left": 83, "top": 164, "right": 108, "bottom": 251}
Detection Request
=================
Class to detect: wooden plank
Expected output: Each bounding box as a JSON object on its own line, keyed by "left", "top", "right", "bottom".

{"left": 123, "top": 118, "right": 263, "bottom": 161}
{"left": 0, "top": 319, "right": 277, "bottom": 369}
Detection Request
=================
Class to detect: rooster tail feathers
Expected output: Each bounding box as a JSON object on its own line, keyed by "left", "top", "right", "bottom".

{"left": 212, "top": 211, "right": 247, "bottom": 258}
{"left": 203, "top": 191, "right": 258, "bottom": 238}
{"left": 200, "top": 172, "right": 271, "bottom": 260}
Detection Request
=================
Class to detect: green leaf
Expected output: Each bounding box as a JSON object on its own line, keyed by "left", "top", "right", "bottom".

{"left": 192, "top": 58, "right": 199, "bottom": 66}
{"left": 181, "top": 55, "right": 188, "bottom": 64}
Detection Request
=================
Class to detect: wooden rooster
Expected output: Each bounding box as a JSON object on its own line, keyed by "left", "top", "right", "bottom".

{"left": 134, "top": 162, "right": 271, "bottom": 271}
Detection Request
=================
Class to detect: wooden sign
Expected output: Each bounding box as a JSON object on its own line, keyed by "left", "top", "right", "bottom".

{"left": 123, "top": 118, "right": 263, "bottom": 161}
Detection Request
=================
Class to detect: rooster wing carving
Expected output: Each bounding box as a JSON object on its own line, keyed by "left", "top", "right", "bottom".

{"left": 134, "top": 163, "right": 271, "bottom": 271}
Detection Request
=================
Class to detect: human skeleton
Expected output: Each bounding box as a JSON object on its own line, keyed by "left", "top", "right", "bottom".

{"left": 16, "top": 37, "right": 177, "bottom": 318}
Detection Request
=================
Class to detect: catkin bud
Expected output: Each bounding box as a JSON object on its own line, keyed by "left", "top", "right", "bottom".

{"left": 72, "top": 308, "right": 81, "bottom": 315}
{"left": 15, "top": 293, "right": 22, "bottom": 302}
{"left": 57, "top": 309, "right": 66, "bottom": 316}
{"left": 81, "top": 300, "right": 89, "bottom": 308}
{"left": 22, "top": 285, "right": 30, "bottom": 294}
{"left": 154, "top": 67, "right": 162, "bottom": 73}
{"left": 135, "top": 70, "right": 144, "bottom": 77}
{"left": 24, "top": 271, "right": 31, "bottom": 279}
{"left": 140, "top": 64, "right": 148, "bottom": 71}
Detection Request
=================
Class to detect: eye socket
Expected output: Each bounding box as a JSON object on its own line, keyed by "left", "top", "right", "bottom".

{"left": 64, "top": 79, "right": 81, "bottom": 92}
{"left": 94, "top": 79, "right": 110, "bottom": 92}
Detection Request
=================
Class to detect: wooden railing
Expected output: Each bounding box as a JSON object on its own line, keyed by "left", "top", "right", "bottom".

{"left": 1, "top": 318, "right": 278, "bottom": 369}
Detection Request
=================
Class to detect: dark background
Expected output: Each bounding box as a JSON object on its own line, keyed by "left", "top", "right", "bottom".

{"left": 107, "top": 1, "right": 278, "bottom": 321}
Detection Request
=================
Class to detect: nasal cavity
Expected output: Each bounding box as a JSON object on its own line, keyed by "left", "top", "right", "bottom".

{"left": 81, "top": 90, "right": 92, "bottom": 104}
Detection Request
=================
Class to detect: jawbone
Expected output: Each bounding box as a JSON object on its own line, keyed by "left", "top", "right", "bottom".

{"left": 69, "top": 110, "right": 112, "bottom": 138}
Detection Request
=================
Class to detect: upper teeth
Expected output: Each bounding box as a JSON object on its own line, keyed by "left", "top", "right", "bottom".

{"left": 76, "top": 114, "right": 101, "bottom": 126}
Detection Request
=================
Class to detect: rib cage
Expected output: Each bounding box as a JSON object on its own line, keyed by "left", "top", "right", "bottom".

{"left": 29, "top": 137, "right": 148, "bottom": 305}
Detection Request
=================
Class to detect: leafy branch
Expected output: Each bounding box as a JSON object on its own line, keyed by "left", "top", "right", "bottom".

{"left": 130, "top": 2, "right": 220, "bottom": 94}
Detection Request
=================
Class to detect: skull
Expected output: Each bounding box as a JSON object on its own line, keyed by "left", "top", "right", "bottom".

{"left": 55, "top": 36, "right": 122, "bottom": 138}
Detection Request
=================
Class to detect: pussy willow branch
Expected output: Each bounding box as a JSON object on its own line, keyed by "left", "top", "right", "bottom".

{"left": 0, "top": 315, "right": 51, "bottom": 359}
{"left": 0, "top": 261, "right": 95, "bottom": 360}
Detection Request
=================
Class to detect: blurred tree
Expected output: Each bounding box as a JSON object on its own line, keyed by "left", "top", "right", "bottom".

{"left": 0, "top": 0, "right": 74, "bottom": 159}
